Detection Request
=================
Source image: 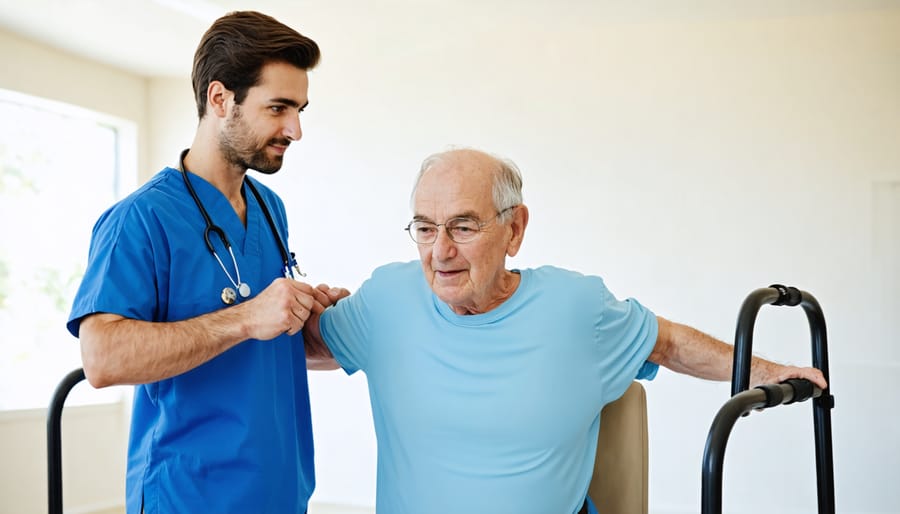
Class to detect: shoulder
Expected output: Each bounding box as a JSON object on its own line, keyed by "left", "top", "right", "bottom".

{"left": 324, "top": 262, "right": 422, "bottom": 324}
{"left": 116, "top": 168, "right": 185, "bottom": 212}
{"left": 517, "top": 266, "right": 622, "bottom": 314}
{"left": 350, "top": 261, "right": 425, "bottom": 300}
{"left": 525, "top": 265, "right": 609, "bottom": 292}
{"left": 93, "top": 168, "right": 192, "bottom": 237}
{"left": 245, "top": 176, "right": 283, "bottom": 205}
{"left": 245, "top": 176, "right": 289, "bottom": 228}
{"left": 95, "top": 170, "right": 166, "bottom": 223}
{"left": 368, "top": 261, "right": 422, "bottom": 283}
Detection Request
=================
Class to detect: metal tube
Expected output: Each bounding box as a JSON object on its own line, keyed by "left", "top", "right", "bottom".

{"left": 800, "top": 292, "right": 836, "bottom": 514}
{"left": 702, "top": 382, "right": 822, "bottom": 514}
{"left": 47, "top": 368, "right": 86, "bottom": 514}
{"left": 701, "top": 388, "right": 768, "bottom": 514}
{"left": 732, "top": 288, "right": 780, "bottom": 396}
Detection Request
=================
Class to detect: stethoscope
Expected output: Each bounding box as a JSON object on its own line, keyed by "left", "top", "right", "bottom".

{"left": 179, "top": 150, "right": 305, "bottom": 305}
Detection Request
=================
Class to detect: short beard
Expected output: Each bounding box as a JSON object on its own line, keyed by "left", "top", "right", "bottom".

{"left": 219, "top": 105, "right": 289, "bottom": 175}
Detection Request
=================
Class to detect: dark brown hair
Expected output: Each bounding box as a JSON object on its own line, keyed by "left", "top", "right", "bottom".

{"left": 191, "top": 11, "right": 320, "bottom": 118}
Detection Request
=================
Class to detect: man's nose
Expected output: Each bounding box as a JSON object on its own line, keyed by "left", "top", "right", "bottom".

{"left": 283, "top": 114, "right": 302, "bottom": 141}
{"left": 430, "top": 226, "right": 457, "bottom": 259}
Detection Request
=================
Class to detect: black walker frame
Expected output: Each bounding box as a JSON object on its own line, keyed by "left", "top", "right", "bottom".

{"left": 46, "top": 367, "right": 86, "bottom": 514}
{"left": 701, "top": 284, "right": 836, "bottom": 513}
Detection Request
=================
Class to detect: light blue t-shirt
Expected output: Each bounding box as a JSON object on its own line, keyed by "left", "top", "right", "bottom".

{"left": 319, "top": 261, "right": 658, "bottom": 514}
{"left": 67, "top": 167, "right": 315, "bottom": 514}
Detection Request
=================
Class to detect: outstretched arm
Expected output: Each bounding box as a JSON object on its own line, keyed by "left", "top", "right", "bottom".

{"left": 648, "top": 316, "right": 827, "bottom": 389}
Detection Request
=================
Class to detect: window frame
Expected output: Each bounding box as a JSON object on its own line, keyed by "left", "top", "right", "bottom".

{"left": 0, "top": 87, "right": 138, "bottom": 411}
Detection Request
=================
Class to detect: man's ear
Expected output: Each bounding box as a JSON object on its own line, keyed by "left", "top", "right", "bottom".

{"left": 206, "top": 81, "right": 233, "bottom": 118}
{"left": 506, "top": 205, "right": 529, "bottom": 257}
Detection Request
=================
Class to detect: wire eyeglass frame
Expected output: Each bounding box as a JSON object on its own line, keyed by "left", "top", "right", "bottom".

{"left": 405, "top": 206, "right": 516, "bottom": 244}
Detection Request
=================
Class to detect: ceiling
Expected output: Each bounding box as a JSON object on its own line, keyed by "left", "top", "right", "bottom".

{"left": 0, "top": 0, "right": 327, "bottom": 77}
{"left": 0, "top": 0, "right": 897, "bottom": 78}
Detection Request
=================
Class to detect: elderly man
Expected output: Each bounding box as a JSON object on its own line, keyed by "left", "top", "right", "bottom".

{"left": 305, "top": 147, "right": 826, "bottom": 514}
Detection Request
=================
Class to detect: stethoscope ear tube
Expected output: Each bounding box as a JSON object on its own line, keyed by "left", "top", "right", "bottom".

{"left": 245, "top": 179, "right": 298, "bottom": 278}
{"left": 181, "top": 164, "right": 231, "bottom": 254}
{"left": 204, "top": 220, "right": 231, "bottom": 253}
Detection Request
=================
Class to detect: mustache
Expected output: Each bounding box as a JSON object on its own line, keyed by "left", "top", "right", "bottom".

{"left": 269, "top": 138, "right": 291, "bottom": 147}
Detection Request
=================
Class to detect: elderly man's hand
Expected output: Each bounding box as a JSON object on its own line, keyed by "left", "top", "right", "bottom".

{"left": 315, "top": 284, "right": 351, "bottom": 308}
{"left": 751, "top": 363, "right": 828, "bottom": 390}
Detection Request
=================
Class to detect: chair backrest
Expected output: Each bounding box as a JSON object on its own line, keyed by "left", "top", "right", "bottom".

{"left": 588, "top": 381, "right": 649, "bottom": 514}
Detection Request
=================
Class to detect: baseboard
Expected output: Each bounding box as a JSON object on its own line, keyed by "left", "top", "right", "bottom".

{"left": 67, "top": 500, "right": 125, "bottom": 514}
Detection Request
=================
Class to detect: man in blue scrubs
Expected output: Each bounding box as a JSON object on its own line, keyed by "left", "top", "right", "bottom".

{"left": 304, "top": 147, "right": 828, "bottom": 514}
{"left": 67, "top": 11, "right": 331, "bottom": 514}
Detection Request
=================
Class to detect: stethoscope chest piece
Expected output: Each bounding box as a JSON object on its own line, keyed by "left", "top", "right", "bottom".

{"left": 221, "top": 287, "right": 237, "bottom": 305}
{"left": 221, "top": 283, "right": 251, "bottom": 305}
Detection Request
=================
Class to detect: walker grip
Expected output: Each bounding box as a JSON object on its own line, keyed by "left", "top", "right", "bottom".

{"left": 753, "top": 379, "right": 817, "bottom": 409}
{"left": 782, "top": 378, "right": 815, "bottom": 405}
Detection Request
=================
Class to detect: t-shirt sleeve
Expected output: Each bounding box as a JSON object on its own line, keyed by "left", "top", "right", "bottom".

{"left": 66, "top": 203, "right": 158, "bottom": 337}
{"left": 318, "top": 280, "right": 374, "bottom": 375}
{"left": 590, "top": 277, "right": 659, "bottom": 403}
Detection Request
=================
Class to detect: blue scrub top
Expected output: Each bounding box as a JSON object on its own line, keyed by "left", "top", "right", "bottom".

{"left": 67, "top": 167, "right": 315, "bottom": 514}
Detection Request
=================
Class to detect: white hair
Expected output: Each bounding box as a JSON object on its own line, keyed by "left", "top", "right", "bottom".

{"left": 410, "top": 146, "right": 523, "bottom": 222}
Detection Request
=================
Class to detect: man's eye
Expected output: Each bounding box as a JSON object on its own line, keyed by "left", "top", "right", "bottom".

{"left": 448, "top": 220, "right": 479, "bottom": 234}
{"left": 270, "top": 105, "right": 286, "bottom": 114}
{"left": 416, "top": 225, "right": 437, "bottom": 235}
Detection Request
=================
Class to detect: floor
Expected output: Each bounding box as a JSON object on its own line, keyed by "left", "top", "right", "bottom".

{"left": 309, "top": 503, "right": 375, "bottom": 514}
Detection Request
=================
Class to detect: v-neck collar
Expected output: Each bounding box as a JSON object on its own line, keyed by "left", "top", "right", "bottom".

{"left": 182, "top": 169, "right": 264, "bottom": 257}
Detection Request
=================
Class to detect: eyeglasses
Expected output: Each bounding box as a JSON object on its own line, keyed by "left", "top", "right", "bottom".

{"left": 405, "top": 206, "right": 516, "bottom": 244}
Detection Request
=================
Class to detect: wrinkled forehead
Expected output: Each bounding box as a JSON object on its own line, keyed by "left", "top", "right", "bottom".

{"left": 413, "top": 151, "right": 496, "bottom": 218}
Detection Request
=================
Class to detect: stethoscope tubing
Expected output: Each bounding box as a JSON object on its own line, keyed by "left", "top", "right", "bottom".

{"left": 182, "top": 171, "right": 231, "bottom": 255}
{"left": 179, "top": 153, "right": 299, "bottom": 281}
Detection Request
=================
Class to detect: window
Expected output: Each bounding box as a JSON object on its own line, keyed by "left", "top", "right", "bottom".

{"left": 0, "top": 89, "right": 137, "bottom": 410}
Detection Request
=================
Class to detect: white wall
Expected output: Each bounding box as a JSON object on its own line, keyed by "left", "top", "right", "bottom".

{"left": 0, "top": 401, "right": 131, "bottom": 514}
{"left": 0, "top": 29, "right": 152, "bottom": 178}
{"left": 3, "top": 4, "right": 899, "bottom": 514}
{"left": 146, "top": 76, "right": 196, "bottom": 174}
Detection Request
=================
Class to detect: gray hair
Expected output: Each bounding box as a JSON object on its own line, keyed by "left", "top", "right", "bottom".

{"left": 410, "top": 147, "right": 523, "bottom": 222}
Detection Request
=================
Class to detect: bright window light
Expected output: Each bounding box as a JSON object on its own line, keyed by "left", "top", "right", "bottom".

{"left": 0, "top": 89, "right": 136, "bottom": 410}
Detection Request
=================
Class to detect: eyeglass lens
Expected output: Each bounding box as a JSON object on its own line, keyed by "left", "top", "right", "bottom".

{"left": 407, "top": 218, "right": 482, "bottom": 244}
